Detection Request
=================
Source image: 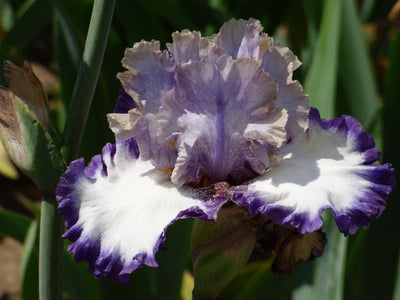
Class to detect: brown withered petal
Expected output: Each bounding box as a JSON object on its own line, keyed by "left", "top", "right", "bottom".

{"left": 3, "top": 61, "right": 49, "bottom": 128}
{"left": 389, "top": 0, "right": 400, "bottom": 27}
{"left": 0, "top": 88, "right": 25, "bottom": 167}
{"left": 0, "top": 88, "right": 20, "bottom": 138}
{"left": 254, "top": 219, "right": 327, "bottom": 274}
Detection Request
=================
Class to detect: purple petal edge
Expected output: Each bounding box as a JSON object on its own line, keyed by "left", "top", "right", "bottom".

{"left": 230, "top": 187, "right": 327, "bottom": 234}
{"left": 310, "top": 108, "right": 395, "bottom": 234}
{"left": 56, "top": 139, "right": 142, "bottom": 283}
{"left": 65, "top": 203, "right": 221, "bottom": 284}
{"left": 309, "top": 107, "right": 381, "bottom": 164}
{"left": 56, "top": 138, "right": 226, "bottom": 283}
{"left": 231, "top": 108, "right": 395, "bottom": 235}
{"left": 336, "top": 163, "right": 395, "bottom": 235}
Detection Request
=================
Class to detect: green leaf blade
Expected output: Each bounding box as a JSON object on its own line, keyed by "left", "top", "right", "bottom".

{"left": 20, "top": 220, "right": 39, "bottom": 300}
{"left": 337, "top": 0, "right": 379, "bottom": 127}
{"left": 0, "top": 209, "right": 31, "bottom": 243}
{"left": 304, "top": 0, "right": 343, "bottom": 119}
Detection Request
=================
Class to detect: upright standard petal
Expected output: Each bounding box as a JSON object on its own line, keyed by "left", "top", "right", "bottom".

{"left": 217, "top": 18, "right": 263, "bottom": 59}
{"left": 150, "top": 55, "right": 288, "bottom": 186}
{"left": 113, "top": 41, "right": 177, "bottom": 166}
{"left": 216, "top": 19, "right": 309, "bottom": 138}
{"left": 258, "top": 35, "right": 301, "bottom": 85}
{"left": 258, "top": 35, "right": 309, "bottom": 138}
{"left": 110, "top": 19, "right": 310, "bottom": 177}
{"left": 167, "top": 30, "right": 217, "bottom": 63}
{"left": 117, "top": 41, "right": 175, "bottom": 114}
{"left": 232, "top": 108, "right": 395, "bottom": 235}
{"left": 56, "top": 139, "right": 227, "bottom": 283}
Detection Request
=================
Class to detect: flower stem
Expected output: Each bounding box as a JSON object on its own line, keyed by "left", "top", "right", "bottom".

{"left": 60, "top": 0, "right": 116, "bottom": 162}
{"left": 39, "top": 195, "right": 64, "bottom": 300}
{"left": 39, "top": 1, "right": 115, "bottom": 299}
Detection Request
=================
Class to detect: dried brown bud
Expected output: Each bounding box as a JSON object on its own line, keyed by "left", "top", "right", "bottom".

{"left": 3, "top": 61, "right": 49, "bottom": 128}
{"left": 253, "top": 219, "right": 327, "bottom": 274}
{"left": 0, "top": 61, "right": 64, "bottom": 193}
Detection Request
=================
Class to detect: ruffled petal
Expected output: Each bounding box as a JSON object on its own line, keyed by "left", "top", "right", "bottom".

{"left": 167, "top": 30, "right": 217, "bottom": 63}
{"left": 167, "top": 30, "right": 202, "bottom": 62}
{"left": 117, "top": 41, "right": 175, "bottom": 114}
{"left": 107, "top": 108, "right": 143, "bottom": 141}
{"left": 111, "top": 19, "right": 310, "bottom": 176}
{"left": 114, "top": 42, "right": 178, "bottom": 168}
{"left": 56, "top": 139, "right": 227, "bottom": 283}
{"left": 232, "top": 108, "right": 395, "bottom": 235}
{"left": 149, "top": 55, "right": 287, "bottom": 186}
{"left": 258, "top": 35, "right": 309, "bottom": 137}
{"left": 218, "top": 18, "right": 263, "bottom": 59}
{"left": 275, "top": 82, "right": 309, "bottom": 138}
{"left": 258, "top": 35, "right": 301, "bottom": 85}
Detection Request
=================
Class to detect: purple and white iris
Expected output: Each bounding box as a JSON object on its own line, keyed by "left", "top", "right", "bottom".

{"left": 56, "top": 18, "right": 395, "bottom": 283}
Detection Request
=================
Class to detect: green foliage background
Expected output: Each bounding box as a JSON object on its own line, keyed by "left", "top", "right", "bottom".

{"left": 0, "top": 0, "right": 399, "bottom": 299}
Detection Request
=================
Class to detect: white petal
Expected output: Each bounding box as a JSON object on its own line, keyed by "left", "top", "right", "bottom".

{"left": 57, "top": 139, "right": 226, "bottom": 283}
{"left": 232, "top": 109, "right": 394, "bottom": 235}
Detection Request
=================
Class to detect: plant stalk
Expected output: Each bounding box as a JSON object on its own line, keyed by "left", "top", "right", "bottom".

{"left": 39, "top": 0, "right": 116, "bottom": 299}
{"left": 39, "top": 195, "right": 64, "bottom": 300}
{"left": 60, "top": 0, "right": 116, "bottom": 162}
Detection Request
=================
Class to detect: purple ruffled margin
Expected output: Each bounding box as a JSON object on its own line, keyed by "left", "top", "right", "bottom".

{"left": 56, "top": 138, "right": 227, "bottom": 283}
{"left": 230, "top": 186, "right": 326, "bottom": 234}
{"left": 311, "top": 108, "right": 395, "bottom": 234}
{"left": 310, "top": 108, "right": 396, "bottom": 235}
{"left": 231, "top": 108, "right": 395, "bottom": 235}
{"left": 309, "top": 108, "right": 382, "bottom": 164}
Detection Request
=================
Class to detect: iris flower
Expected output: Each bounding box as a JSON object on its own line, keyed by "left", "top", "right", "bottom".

{"left": 56, "top": 19, "right": 395, "bottom": 283}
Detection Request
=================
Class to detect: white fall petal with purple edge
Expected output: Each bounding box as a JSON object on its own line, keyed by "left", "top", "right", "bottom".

{"left": 231, "top": 108, "right": 395, "bottom": 235}
{"left": 56, "top": 139, "right": 227, "bottom": 283}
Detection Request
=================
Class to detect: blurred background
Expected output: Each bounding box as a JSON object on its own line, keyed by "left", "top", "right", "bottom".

{"left": 0, "top": 0, "right": 399, "bottom": 299}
